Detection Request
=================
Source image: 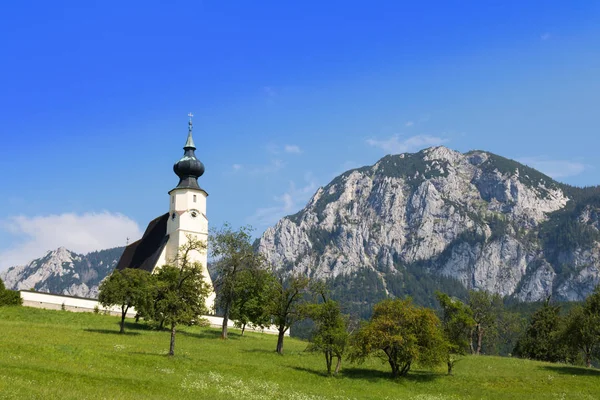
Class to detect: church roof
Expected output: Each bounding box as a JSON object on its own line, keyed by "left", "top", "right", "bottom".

{"left": 115, "top": 213, "right": 170, "bottom": 272}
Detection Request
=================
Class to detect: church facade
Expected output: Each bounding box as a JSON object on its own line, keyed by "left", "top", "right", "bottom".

{"left": 115, "top": 115, "right": 215, "bottom": 310}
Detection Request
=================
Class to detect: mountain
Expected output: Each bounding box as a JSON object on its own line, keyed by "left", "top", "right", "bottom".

{"left": 257, "top": 146, "right": 600, "bottom": 313}
{"left": 0, "top": 246, "right": 124, "bottom": 298}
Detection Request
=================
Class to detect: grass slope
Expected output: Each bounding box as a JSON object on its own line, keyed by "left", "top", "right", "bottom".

{"left": 1, "top": 307, "right": 599, "bottom": 400}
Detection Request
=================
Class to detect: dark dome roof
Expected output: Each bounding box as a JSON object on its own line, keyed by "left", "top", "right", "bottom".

{"left": 173, "top": 132, "right": 204, "bottom": 190}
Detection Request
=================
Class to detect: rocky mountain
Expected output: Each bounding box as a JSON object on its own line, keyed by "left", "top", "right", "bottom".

{"left": 0, "top": 246, "right": 124, "bottom": 298}
{"left": 257, "top": 146, "right": 600, "bottom": 311}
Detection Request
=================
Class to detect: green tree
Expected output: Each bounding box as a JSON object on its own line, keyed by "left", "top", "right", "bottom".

{"left": 267, "top": 273, "right": 310, "bottom": 355}
{"left": 436, "top": 291, "right": 475, "bottom": 375}
{"left": 305, "top": 299, "right": 350, "bottom": 376}
{"left": 562, "top": 286, "right": 600, "bottom": 367}
{"left": 230, "top": 268, "right": 275, "bottom": 335}
{"left": 513, "top": 297, "right": 572, "bottom": 363}
{"left": 98, "top": 268, "right": 153, "bottom": 333}
{"left": 152, "top": 236, "right": 211, "bottom": 356}
{"left": 0, "top": 278, "right": 22, "bottom": 306}
{"left": 210, "top": 223, "right": 262, "bottom": 339}
{"left": 349, "top": 298, "right": 446, "bottom": 378}
{"left": 468, "top": 290, "right": 502, "bottom": 355}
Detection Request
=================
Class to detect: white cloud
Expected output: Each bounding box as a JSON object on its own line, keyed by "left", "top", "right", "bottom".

{"left": 405, "top": 121, "right": 414, "bottom": 127}
{"left": 284, "top": 145, "right": 302, "bottom": 154}
{"left": 0, "top": 212, "right": 142, "bottom": 271}
{"left": 518, "top": 157, "right": 586, "bottom": 179}
{"left": 541, "top": 32, "right": 551, "bottom": 41}
{"left": 232, "top": 164, "right": 242, "bottom": 171}
{"left": 247, "top": 174, "right": 318, "bottom": 229}
{"left": 366, "top": 134, "right": 448, "bottom": 154}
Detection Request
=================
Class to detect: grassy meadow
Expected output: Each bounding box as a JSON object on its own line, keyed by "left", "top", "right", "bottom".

{"left": 0, "top": 306, "right": 599, "bottom": 400}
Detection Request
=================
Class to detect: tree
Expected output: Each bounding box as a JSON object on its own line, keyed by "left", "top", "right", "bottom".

{"left": 305, "top": 299, "right": 349, "bottom": 375}
{"left": 152, "top": 236, "right": 212, "bottom": 356}
{"left": 562, "top": 286, "right": 600, "bottom": 367}
{"left": 98, "top": 268, "right": 153, "bottom": 333}
{"left": 0, "top": 278, "right": 22, "bottom": 306}
{"left": 229, "top": 268, "right": 275, "bottom": 335}
{"left": 468, "top": 290, "right": 502, "bottom": 355}
{"left": 436, "top": 291, "right": 475, "bottom": 375}
{"left": 349, "top": 298, "right": 446, "bottom": 378}
{"left": 210, "top": 223, "right": 262, "bottom": 339}
{"left": 267, "top": 273, "right": 310, "bottom": 354}
{"left": 513, "top": 297, "right": 572, "bottom": 363}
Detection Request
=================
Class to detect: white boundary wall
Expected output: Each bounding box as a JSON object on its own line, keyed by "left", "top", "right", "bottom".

{"left": 19, "top": 291, "right": 286, "bottom": 336}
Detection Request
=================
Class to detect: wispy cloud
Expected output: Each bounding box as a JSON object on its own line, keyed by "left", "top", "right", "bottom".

{"left": 284, "top": 145, "right": 302, "bottom": 154}
{"left": 0, "top": 212, "right": 142, "bottom": 271}
{"left": 405, "top": 121, "right": 414, "bottom": 127}
{"left": 232, "top": 164, "right": 242, "bottom": 171}
{"left": 518, "top": 157, "right": 586, "bottom": 179}
{"left": 247, "top": 174, "right": 318, "bottom": 229}
{"left": 541, "top": 32, "right": 551, "bottom": 41}
{"left": 366, "top": 134, "right": 448, "bottom": 154}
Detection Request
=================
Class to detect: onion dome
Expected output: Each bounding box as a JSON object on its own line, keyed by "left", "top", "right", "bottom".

{"left": 173, "top": 114, "right": 205, "bottom": 190}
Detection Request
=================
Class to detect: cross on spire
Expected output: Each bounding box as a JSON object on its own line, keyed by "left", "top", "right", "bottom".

{"left": 188, "top": 112, "right": 194, "bottom": 134}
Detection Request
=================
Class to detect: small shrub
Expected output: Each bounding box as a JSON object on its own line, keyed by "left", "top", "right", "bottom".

{"left": 61, "top": 302, "right": 66, "bottom": 311}
{"left": 0, "top": 290, "right": 23, "bottom": 306}
{"left": 93, "top": 305, "right": 100, "bottom": 314}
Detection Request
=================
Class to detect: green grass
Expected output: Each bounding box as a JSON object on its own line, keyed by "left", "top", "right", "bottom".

{"left": 1, "top": 307, "right": 599, "bottom": 400}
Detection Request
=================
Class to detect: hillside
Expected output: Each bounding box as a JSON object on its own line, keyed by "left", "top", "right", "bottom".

{"left": 258, "top": 146, "right": 600, "bottom": 315}
{"left": 0, "top": 247, "right": 124, "bottom": 298}
{"left": 1, "top": 306, "right": 599, "bottom": 399}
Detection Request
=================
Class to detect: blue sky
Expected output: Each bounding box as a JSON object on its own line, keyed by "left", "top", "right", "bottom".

{"left": 1, "top": 1, "right": 599, "bottom": 270}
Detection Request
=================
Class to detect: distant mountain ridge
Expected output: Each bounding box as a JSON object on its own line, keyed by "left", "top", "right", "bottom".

{"left": 0, "top": 247, "right": 124, "bottom": 298}
{"left": 257, "top": 146, "right": 600, "bottom": 313}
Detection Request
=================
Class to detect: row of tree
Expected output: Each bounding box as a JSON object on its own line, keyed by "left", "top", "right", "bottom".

{"left": 97, "top": 223, "right": 600, "bottom": 377}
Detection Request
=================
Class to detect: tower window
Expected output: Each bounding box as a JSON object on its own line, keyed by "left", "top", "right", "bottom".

{"left": 193, "top": 195, "right": 197, "bottom": 202}
{"left": 171, "top": 196, "right": 174, "bottom": 204}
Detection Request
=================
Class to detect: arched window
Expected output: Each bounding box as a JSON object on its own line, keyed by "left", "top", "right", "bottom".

{"left": 193, "top": 195, "right": 197, "bottom": 202}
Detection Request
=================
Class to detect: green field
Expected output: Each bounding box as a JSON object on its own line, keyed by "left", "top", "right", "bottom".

{"left": 0, "top": 306, "right": 598, "bottom": 400}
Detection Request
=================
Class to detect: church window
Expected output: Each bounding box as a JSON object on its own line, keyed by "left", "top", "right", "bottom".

{"left": 193, "top": 195, "right": 197, "bottom": 202}
{"left": 171, "top": 196, "right": 174, "bottom": 204}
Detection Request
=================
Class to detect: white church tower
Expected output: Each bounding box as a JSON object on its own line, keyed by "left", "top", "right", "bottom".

{"left": 115, "top": 114, "right": 215, "bottom": 311}
{"left": 164, "top": 113, "right": 215, "bottom": 309}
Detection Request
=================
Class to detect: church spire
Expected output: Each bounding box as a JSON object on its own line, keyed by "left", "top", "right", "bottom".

{"left": 172, "top": 113, "right": 205, "bottom": 190}
{"left": 184, "top": 112, "right": 196, "bottom": 149}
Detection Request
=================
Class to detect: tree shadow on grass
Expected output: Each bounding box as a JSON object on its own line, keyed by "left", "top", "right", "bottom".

{"left": 83, "top": 328, "right": 140, "bottom": 336}
{"left": 540, "top": 365, "right": 600, "bottom": 376}
{"left": 178, "top": 329, "right": 242, "bottom": 340}
{"left": 342, "top": 367, "right": 440, "bottom": 383}
{"left": 123, "top": 321, "right": 156, "bottom": 331}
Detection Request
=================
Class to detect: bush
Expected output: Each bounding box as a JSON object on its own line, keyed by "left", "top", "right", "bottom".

{"left": 0, "top": 289, "right": 23, "bottom": 306}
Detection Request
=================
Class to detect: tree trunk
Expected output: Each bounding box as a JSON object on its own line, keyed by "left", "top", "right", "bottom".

{"left": 221, "top": 304, "right": 229, "bottom": 340}
{"left": 586, "top": 352, "right": 592, "bottom": 368}
{"left": 334, "top": 356, "right": 342, "bottom": 375}
{"left": 447, "top": 361, "right": 453, "bottom": 375}
{"left": 276, "top": 327, "right": 286, "bottom": 355}
{"left": 399, "top": 362, "right": 411, "bottom": 377}
{"left": 469, "top": 327, "right": 475, "bottom": 354}
{"left": 241, "top": 323, "right": 246, "bottom": 336}
{"left": 325, "top": 351, "right": 332, "bottom": 375}
{"left": 476, "top": 325, "right": 484, "bottom": 355}
{"left": 169, "top": 322, "right": 176, "bottom": 356}
{"left": 120, "top": 305, "right": 128, "bottom": 334}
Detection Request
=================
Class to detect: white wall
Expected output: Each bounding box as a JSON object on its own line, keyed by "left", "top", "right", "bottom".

{"left": 18, "top": 291, "right": 286, "bottom": 336}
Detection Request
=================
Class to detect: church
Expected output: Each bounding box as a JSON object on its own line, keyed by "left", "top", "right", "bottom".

{"left": 115, "top": 115, "right": 215, "bottom": 310}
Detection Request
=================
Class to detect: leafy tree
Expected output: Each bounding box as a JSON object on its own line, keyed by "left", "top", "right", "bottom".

{"left": 152, "top": 236, "right": 212, "bottom": 356}
{"left": 267, "top": 273, "right": 310, "bottom": 354}
{"left": 0, "top": 278, "right": 22, "bottom": 306}
{"left": 562, "top": 286, "right": 600, "bottom": 367}
{"left": 98, "top": 268, "right": 154, "bottom": 333}
{"left": 468, "top": 290, "right": 502, "bottom": 355}
{"left": 210, "top": 223, "right": 263, "bottom": 339}
{"left": 349, "top": 298, "right": 446, "bottom": 378}
{"left": 306, "top": 300, "right": 349, "bottom": 375}
{"left": 513, "top": 297, "right": 572, "bottom": 363}
{"left": 230, "top": 268, "right": 275, "bottom": 335}
{"left": 435, "top": 291, "right": 475, "bottom": 375}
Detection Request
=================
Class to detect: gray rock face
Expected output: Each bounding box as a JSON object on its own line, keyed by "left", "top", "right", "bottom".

{"left": 0, "top": 246, "right": 123, "bottom": 298}
{"left": 258, "top": 146, "right": 600, "bottom": 302}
